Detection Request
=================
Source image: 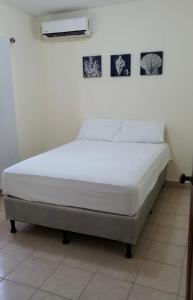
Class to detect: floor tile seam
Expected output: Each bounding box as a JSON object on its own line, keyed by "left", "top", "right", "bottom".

{"left": 177, "top": 248, "right": 187, "bottom": 297}
{"left": 96, "top": 267, "right": 135, "bottom": 284}
{"left": 143, "top": 257, "right": 185, "bottom": 269}
{"left": 134, "top": 257, "right": 182, "bottom": 295}
{"left": 31, "top": 251, "right": 66, "bottom": 265}
{"left": 0, "top": 237, "right": 13, "bottom": 250}
{"left": 2, "top": 277, "right": 38, "bottom": 291}
{"left": 3, "top": 248, "right": 36, "bottom": 278}
{"left": 150, "top": 239, "right": 187, "bottom": 248}
{"left": 29, "top": 288, "right": 72, "bottom": 300}
{"left": 154, "top": 210, "right": 189, "bottom": 217}
{"left": 126, "top": 282, "right": 135, "bottom": 300}
{"left": 131, "top": 282, "right": 179, "bottom": 297}
{"left": 147, "top": 240, "right": 186, "bottom": 249}
{"left": 61, "top": 258, "right": 99, "bottom": 274}
{"left": 33, "top": 259, "right": 63, "bottom": 292}
{"left": 77, "top": 270, "right": 99, "bottom": 300}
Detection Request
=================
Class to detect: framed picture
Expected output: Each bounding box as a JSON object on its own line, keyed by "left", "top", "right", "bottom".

{"left": 111, "top": 54, "right": 131, "bottom": 77}
{"left": 140, "top": 51, "right": 163, "bottom": 76}
{"left": 83, "top": 56, "right": 102, "bottom": 78}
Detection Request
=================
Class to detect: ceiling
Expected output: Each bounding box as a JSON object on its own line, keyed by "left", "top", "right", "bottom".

{"left": 0, "top": 0, "right": 132, "bottom": 16}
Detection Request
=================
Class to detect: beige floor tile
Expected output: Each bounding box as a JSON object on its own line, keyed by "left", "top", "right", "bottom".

{"left": 42, "top": 264, "right": 93, "bottom": 300}
{"left": 178, "top": 262, "right": 186, "bottom": 297}
{"left": 63, "top": 241, "right": 105, "bottom": 272}
{"left": 183, "top": 249, "right": 187, "bottom": 269}
{"left": 4, "top": 237, "right": 35, "bottom": 256}
{"left": 159, "top": 214, "right": 189, "bottom": 230}
{"left": 31, "top": 290, "right": 67, "bottom": 300}
{"left": 79, "top": 273, "right": 132, "bottom": 300}
{"left": 32, "top": 240, "right": 68, "bottom": 263}
{"left": 153, "top": 200, "right": 168, "bottom": 214}
{"left": 147, "top": 212, "right": 162, "bottom": 225}
{"left": 7, "top": 256, "right": 57, "bottom": 288}
{"left": 97, "top": 255, "right": 143, "bottom": 282}
{"left": 128, "top": 284, "right": 177, "bottom": 300}
{"left": 170, "top": 189, "right": 190, "bottom": 204}
{"left": 178, "top": 297, "right": 185, "bottom": 300}
{"left": 136, "top": 260, "right": 181, "bottom": 294}
{"left": 153, "top": 226, "right": 188, "bottom": 246}
{"left": 0, "top": 279, "right": 35, "bottom": 300}
{"left": 165, "top": 203, "right": 189, "bottom": 216}
{"left": 146, "top": 241, "right": 185, "bottom": 267}
{"left": 157, "top": 188, "right": 172, "bottom": 200}
{"left": 12, "top": 226, "right": 57, "bottom": 249}
{"left": 64, "top": 236, "right": 146, "bottom": 272}
{"left": 0, "top": 229, "right": 13, "bottom": 249}
{"left": 169, "top": 195, "right": 190, "bottom": 206}
{"left": 0, "top": 242, "right": 31, "bottom": 277}
{"left": 140, "top": 223, "right": 157, "bottom": 239}
{"left": 132, "top": 239, "right": 151, "bottom": 259}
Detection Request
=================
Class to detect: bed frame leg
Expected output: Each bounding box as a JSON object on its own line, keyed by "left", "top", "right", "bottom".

{"left": 10, "top": 220, "right": 17, "bottom": 233}
{"left": 126, "top": 244, "right": 133, "bottom": 259}
{"left": 62, "top": 230, "right": 69, "bottom": 245}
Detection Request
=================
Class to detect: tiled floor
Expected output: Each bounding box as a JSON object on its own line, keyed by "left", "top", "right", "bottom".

{"left": 0, "top": 187, "right": 189, "bottom": 300}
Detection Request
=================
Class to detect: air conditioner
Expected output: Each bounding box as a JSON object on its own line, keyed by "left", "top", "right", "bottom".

{"left": 42, "top": 17, "right": 91, "bottom": 39}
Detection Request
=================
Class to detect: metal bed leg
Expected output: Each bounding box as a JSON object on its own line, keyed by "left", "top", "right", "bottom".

{"left": 10, "top": 220, "right": 17, "bottom": 233}
{"left": 62, "top": 230, "right": 69, "bottom": 244}
{"left": 126, "top": 243, "right": 132, "bottom": 259}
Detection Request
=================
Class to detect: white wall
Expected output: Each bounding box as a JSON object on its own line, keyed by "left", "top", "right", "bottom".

{"left": 39, "top": 0, "right": 193, "bottom": 181}
{"left": 0, "top": 3, "right": 44, "bottom": 159}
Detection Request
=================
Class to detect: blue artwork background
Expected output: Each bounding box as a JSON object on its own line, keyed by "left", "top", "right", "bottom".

{"left": 140, "top": 51, "right": 163, "bottom": 75}
{"left": 111, "top": 54, "right": 131, "bottom": 77}
{"left": 83, "top": 56, "right": 102, "bottom": 78}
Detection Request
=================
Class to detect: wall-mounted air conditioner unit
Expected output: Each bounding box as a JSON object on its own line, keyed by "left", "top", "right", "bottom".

{"left": 42, "top": 17, "right": 91, "bottom": 39}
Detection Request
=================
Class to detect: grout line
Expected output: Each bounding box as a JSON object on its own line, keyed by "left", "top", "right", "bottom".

{"left": 30, "top": 288, "right": 72, "bottom": 300}
{"left": 28, "top": 260, "right": 63, "bottom": 299}
{"left": 176, "top": 246, "right": 187, "bottom": 297}
{"left": 77, "top": 268, "right": 98, "bottom": 300}
{"left": 3, "top": 249, "right": 36, "bottom": 279}
{"left": 4, "top": 278, "right": 38, "bottom": 290}
{"left": 144, "top": 257, "right": 184, "bottom": 269}
{"left": 126, "top": 282, "right": 135, "bottom": 300}
{"left": 131, "top": 282, "right": 179, "bottom": 297}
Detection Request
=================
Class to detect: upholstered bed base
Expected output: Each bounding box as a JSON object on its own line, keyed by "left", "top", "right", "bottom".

{"left": 4, "top": 168, "right": 166, "bottom": 250}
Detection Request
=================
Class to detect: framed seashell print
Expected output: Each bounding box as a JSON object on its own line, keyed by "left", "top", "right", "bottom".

{"left": 83, "top": 56, "right": 102, "bottom": 78}
{"left": 140, "top": 51, "right": 163, "bottom": 76}
{"left": 111, "top": 54, "right": 131, "bottom": 77}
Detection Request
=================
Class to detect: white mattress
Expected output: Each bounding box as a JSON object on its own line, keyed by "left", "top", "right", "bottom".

{"left": 3, "top": 141, "right": 170, "bottom": 216}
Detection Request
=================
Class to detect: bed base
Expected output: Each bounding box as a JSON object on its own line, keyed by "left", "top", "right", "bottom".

{"left": 10, "top": 215, "right": 133, "bottom": 257}
{"left": 5, "top": 168, "right": 166, "bottom": 259}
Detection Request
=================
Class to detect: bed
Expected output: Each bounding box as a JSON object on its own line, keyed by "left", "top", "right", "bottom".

{"left": 2, "top": 118, "right": 170, "bottom": 258}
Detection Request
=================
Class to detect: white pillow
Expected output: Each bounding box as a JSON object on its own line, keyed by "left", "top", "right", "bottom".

{"left": 118, "top": 120, "right": 165, "bottom": 143}
{"left": 78, "top": 118, "right": 121, "bottom": 142}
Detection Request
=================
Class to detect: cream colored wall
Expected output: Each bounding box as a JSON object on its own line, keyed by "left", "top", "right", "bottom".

{"left": 0, "top": 1, "right": 192, "bottom": 181}
{"left": 39, "top": 0, "right": 193, "bottom": 181}
{"left": 0, "top": 3, "right": 44, "bottom": 159}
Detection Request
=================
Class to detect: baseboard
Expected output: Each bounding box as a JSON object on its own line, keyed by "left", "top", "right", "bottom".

{"left": 165, "top": 180, "right": 190, "bottom": 189}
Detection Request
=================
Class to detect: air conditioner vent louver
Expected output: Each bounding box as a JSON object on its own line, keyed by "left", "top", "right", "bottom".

{"left": 43, "top": 30, "right": 87, "bottom": 38}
